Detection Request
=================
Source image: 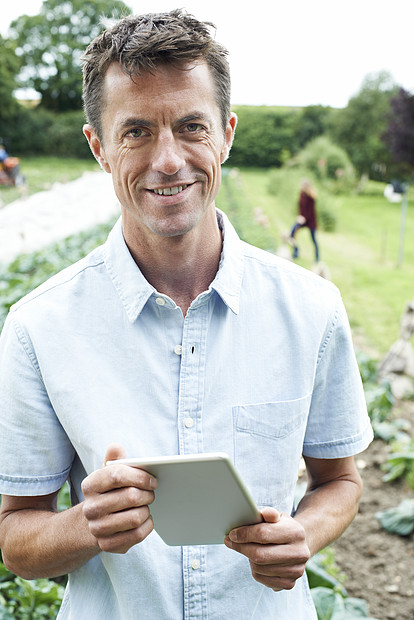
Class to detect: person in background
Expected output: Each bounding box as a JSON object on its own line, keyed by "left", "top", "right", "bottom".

{"left": 0, "top": 10, "right": 372, "bottom": 619}
{"left": 0, "top": 144, "right": 9, "bottom": 163}
{"left": 289, "top": 178, "right": 319, "bottom": 262}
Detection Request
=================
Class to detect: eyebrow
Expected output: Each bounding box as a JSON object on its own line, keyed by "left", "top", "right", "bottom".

{"left": 117, "top": 118, "right": 155, "bottom": 132}
{"left": 177, "top": 112, "right": 213, "bottom": 126}
{"left": 117, "top": 112, "right": 214, "bottom": 133}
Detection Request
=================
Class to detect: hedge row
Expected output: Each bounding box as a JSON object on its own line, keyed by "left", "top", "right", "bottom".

{"left": 0, "top": 103, "right": 331, "bottom": 166}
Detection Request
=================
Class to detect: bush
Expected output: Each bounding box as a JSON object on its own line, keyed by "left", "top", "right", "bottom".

{"left": 292, "top": 136, "right": 356, "bottom": 192}
{"left": 230, "top": 106, "right": 302, "bottom": 168}
{"left": 0, "top": 107, "right": 90, "bottom": 158}
{"left": 0, "top": 562, "right": 64, "bottom": 619}
{"left": 43, "top": 111, "right": 91, "bottom": 158}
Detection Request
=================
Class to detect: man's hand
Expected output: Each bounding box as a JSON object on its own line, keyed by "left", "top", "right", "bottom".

{"left": 224, "top": 507, "right": 310, "bottom": 591}
{"left": 81, "top": 444, "right": 157, "bottom": 554}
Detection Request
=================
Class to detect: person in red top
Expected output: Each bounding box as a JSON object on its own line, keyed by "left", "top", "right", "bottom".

{"left": 289, "top": 179, "right": 319, "bottom": 262}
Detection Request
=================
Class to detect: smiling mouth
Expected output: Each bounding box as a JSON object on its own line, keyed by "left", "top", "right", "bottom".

{"left": 151, "top": 184, "right": 189, "bottom": 196}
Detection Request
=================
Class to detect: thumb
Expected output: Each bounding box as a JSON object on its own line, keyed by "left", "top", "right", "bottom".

{"left": 103, "top": 443, "right": 126, "bottom": 466}
{"left": 261, "top": 506, "right": 281, "bottom": 524}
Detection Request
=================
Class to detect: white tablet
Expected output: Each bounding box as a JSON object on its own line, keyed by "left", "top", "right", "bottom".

{"left": 107, "top": 452, "right": 262, "bottom": 546}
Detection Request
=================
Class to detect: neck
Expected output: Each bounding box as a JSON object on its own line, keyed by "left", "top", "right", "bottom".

{"left": 124, "top": 211, "right": 223, "bottom": 315}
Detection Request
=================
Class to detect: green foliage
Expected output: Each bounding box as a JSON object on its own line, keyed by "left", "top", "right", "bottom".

{"left": 356, "top": 351, "right": 378, "bottom": 384}
{"left": 0, "top": 563, "right": 63, "bottom": 619}
{"left": 364, "top": 382, "right": 394, "bottom": 425}
{"left": 306, "top": 549, "right": 347, "bottom": 597}
{"left": 8, "top": 0, "right": 131, "bottom": 112}
{"left": 58, "top": 483, "right": 71, "bottom": 511}
{"left": 292, "top": 136, "right": 356, "bottom": 192}
{"left": 230, "top": 106, "right": 302, "bottom": 168}
{"left": 311, "top": 587, "right": 378, "bottom": 619}
{"left": 1, "top": 105, "right": 92, "bottom": 159}
{"left": 376, "top": 498, "right": 414, "bottom": 536}
{"left": 355, "top": 352, "right": 412, "bottom": 444}
{"left": 0, "top": 36, "right": 21, "bottom": 123}
{"left": 230, "top": 105, "right": 334, "bottom": 169}
{"left": 382, "top": 438, "right": 414, "bottom": 489}
{"left": 306, "top": 549, "right": 377, "bottom": 618}
{"left": 295, "top": 106, "right": 333, "bottom": 149}
{"left": 43, "top": 110, "right": 91, "bottom": 158}
{"left": 328, "top": 71, "right": 397, "bottom": 179}
{"left": 0, "top": 219, "right": 116, "bottom": 330}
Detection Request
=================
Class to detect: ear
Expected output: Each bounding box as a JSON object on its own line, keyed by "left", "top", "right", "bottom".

{"left": 83, "top": 124, "right": 111, "bottom": 173}
{"left": 220, "top": 113, "right": 238, "bottom": 164}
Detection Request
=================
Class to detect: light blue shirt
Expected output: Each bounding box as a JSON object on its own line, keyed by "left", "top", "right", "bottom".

{"left": 0, "top": 210, "right": 373, "bottom": 619}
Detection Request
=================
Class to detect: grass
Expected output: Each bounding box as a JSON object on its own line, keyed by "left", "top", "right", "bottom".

{"left": 0, "top": 156, "right": 100, "bottom": 207}
{"left": 221, "top": 168, "right": 414, "bottom": 357}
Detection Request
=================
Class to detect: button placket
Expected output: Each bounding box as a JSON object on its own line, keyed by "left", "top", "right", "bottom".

{"left": 177, "top": 303, "right": 210, "bottom": 619}
{"left": 177, "top": 305, "right": 207, "bottom": 456}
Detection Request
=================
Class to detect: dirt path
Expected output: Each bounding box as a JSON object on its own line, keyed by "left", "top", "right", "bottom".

{"left": 0, "top": 171, "right": 119, "bottom": 265}
{"left": 332, "top": 401, "right": 414, "bottom": 620}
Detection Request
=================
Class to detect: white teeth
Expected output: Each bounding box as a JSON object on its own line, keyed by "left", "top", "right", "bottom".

{"left": 153, "top": 185, "right": 188, "bottom": 196}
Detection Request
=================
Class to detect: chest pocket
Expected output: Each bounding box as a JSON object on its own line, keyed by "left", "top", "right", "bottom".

{"left": 233, "top": 396, "right": 311, "bottom": 510}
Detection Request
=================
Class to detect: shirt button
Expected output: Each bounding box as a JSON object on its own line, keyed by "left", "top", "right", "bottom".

{"left": 155, "top": 297, "right": 166, "bottom": 306}
{"left": 174, "top": 345, "right": 183, "bottom": 355}
{"left": 191, "top": 559, "right": 200, "bottom": 570}
{"left": 184, "top": 417, "right": 194, "bottom": 428}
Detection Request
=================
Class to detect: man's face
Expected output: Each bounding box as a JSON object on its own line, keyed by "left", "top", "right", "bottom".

{"left": 84, "top": 61, "right": 236, "bottom": 243}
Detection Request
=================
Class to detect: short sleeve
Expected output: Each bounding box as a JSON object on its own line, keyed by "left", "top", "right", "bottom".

{"left": 303, "top": 296, "right": 373, "bottom": 458}
{"left": 0, "top": 313, "right": 74, "bottom": 496}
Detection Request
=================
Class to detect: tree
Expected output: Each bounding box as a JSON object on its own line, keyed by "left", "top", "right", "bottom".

{"left": 328, "top": 71, "right": 397, "bottom": 179}
{"left": 8, "top": 0, "right": 131, "bottom": 112}
{"left": 295, "top": 105, "right": 332, "bottom": 150}
{"left": 383, "top": 88, "right": 414, "bottom": 179}
{"left": 0, "top": 34, "right": 21, "bottom": 122}
{"left": 230, "top": 106, "right": 302, "bottom": 167}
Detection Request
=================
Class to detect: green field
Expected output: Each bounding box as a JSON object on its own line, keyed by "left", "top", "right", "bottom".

{"left": 219, "top": 168, "right": 413, "bottom": 357}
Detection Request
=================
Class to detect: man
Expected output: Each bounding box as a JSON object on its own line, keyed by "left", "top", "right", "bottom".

{"left": 0, "top": 10, "right": 372, "bottom": 619}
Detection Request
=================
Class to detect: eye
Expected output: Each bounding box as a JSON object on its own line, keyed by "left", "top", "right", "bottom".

{"left": 185, "top": 123, "right": 204, "bottom": 133}
{"left": 125, "top": 128, "right": 149, "bottom": 138}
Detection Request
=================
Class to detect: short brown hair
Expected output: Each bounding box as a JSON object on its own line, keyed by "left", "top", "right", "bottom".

{"left": 82, "top": 9, "right": 231, "bottom": 140}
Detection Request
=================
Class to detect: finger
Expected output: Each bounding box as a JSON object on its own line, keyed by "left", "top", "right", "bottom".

{"left": 83, "top": 485, "right": 155, "bottom": 521}
{"left": 261, "top": 507, "right": 281, "bottom": 524}
{"left": 97, "top": 513, "right": 155, "bottom": 554}
{"left": 228, "top": 522, "right": 281, "bottom": 546}
{"left": 89, "top": 505, "right": 152, "bottom": 538}
{"left": 225, "top": 533, "right": 310, "bottom": 565}
{"left": 82, "top": 463, "right": 156, "bottom": 498}
{"left": 250, "top": 559, "right": 307, "bottom": 578}
{"left": 104, "top": 443, "right": 126, "bottom": 466}
{"left": 228, "top": 512, "right": 305, "bottom": 546}
{"left": 227, "top": 507, "right": 280, "bottom": 545}
{"left": 251, "top": 571, "right": 299, "bottom": 592}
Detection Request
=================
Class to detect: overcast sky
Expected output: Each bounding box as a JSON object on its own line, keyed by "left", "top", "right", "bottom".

{"left": 2, "top": 0, "right": 413, "bottom": 108}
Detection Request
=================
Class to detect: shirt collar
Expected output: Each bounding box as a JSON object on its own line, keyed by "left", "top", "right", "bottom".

{"left": 210, "top": 209, "right": 243, "bottom": 315}
{"left": 103, "top": 209, "right": 244, "bottom": 322}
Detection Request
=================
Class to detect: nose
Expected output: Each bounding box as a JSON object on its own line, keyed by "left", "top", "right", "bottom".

{"left": 151, "top": 131, "right": 186, "bottom": 176}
